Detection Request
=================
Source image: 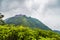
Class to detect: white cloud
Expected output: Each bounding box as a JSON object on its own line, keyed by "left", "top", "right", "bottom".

{"left": 0, "top": 0, "right": 60, "bottom": 30}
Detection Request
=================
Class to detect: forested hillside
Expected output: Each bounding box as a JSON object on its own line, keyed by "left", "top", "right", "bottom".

{"left": 5, "top": 15, "right": 51, "bottom": 30}
{"left": 0, "top": 25, "right": 60, "bottom": 40}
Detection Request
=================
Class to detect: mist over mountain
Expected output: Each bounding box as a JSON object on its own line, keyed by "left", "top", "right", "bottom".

{"left": 0, "top": 0, "right": 60, "bottom": 30}
{"left": 5, "top": 14, "right": 51, "bottom": 30}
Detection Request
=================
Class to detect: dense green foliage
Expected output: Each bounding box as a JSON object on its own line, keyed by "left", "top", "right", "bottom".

{"left": 0, "top": 25, "right": 60, "bottom": 40}
{"left": 5, "top": 15, "right": 51, "bottom": 30}
{"left": 0, "top": 20, "right": 5, "bottom": 25}
{"left": 0, "top": 13, "right": 5, "bottom": 25}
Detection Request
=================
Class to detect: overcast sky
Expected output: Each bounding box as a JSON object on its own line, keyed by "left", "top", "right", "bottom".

{"left": 0, "top": 0, "right": 60, "bottom": 31}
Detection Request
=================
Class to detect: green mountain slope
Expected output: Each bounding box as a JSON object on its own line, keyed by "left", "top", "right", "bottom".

{"left": 5, "top": 15, "right": 51, "bottom": 30}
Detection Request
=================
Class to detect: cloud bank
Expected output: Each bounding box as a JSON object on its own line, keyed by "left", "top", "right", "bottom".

{"left": 0, "top": 0, "right": 60, "bottom": 30}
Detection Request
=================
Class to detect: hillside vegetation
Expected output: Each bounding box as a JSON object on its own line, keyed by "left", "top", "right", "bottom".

{"left": 0, "top": 24, "right": 60, "bottom": 40}
{"left": 5, "top": 15, "right": 51, "bottom": 30}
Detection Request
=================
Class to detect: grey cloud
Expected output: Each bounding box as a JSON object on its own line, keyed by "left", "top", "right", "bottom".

{"left": 0, "top": 0, "right": 26, "bottom": 12}
{"left": 47, "top": 0, "right": 60, "bottom": 8}
{"left": 43, "top": 0, "right": 60, "bottom": 15}
{"left": 32, "top": 3, "right": 40, "bottom": 11}
{"left": 0, "top": 0, "right": 60, "bottom": 30}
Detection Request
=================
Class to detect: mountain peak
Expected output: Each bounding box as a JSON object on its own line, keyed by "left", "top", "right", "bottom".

{"left": 5, "top": 15, "right": 51, "bottom": 30}
{"left": 15, "top": 14, "right": 26, "bottom": 17}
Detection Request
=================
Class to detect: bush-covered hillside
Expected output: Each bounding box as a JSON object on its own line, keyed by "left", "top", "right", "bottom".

{"left": 0, "top": 25, "right": 60, "bottom": 40}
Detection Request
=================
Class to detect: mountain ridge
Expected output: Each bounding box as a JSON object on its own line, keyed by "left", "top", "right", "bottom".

{"left": 54, "top": 30, "right": 60, "bottom": 34}
{"left": 5, "top": 14, "right": 51, "bottom": 30}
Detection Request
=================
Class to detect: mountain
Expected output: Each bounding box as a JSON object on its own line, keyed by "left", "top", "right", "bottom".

{"left": 5, "top": 14, "right": 51, "bottom": 30}
{"left": 54, "top": 30, "right": 60, "bottom": 34}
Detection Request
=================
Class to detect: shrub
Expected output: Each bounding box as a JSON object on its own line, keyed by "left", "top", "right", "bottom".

{"left": 0, "top": 25, "right": 60, "bottom": 40}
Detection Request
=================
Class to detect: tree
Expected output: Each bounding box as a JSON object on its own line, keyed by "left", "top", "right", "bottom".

{"left": 0, "top": 13, "right": 5, "bottom": 25}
